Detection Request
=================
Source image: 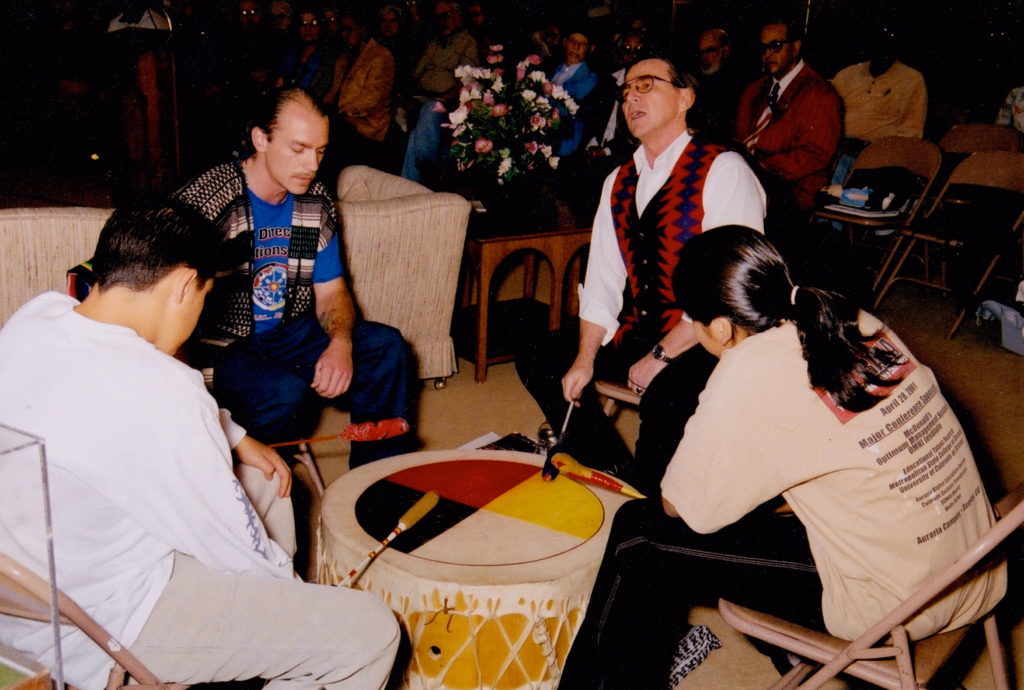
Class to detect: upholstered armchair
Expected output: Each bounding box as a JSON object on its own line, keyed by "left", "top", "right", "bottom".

{"left": 1, "top": 207, "right": 113, "bottom": 326}
{"left": 336, "top": 165, "right": 471, "bottom": 385}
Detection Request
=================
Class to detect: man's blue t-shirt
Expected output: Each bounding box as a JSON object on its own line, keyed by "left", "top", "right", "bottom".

{"left": 248, "top": 190, "right": 343, "bottom": 334}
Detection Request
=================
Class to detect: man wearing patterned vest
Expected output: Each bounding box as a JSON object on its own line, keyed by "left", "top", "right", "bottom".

{"left": 517, "top": 58, "right": 765, "bottom": 496}
{"left": 175, "top": 87, "right": 415, "bottom": 468}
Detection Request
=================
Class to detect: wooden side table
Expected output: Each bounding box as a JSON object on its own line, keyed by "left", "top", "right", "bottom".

{"left": 461, "top": 226, "right": 592, "bottom": 382}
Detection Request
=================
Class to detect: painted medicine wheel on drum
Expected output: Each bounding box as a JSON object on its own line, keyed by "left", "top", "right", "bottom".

{"left": 318, "top": 450, "right": 630, "bottom": 690}
{"left": 354, "top": 458, "right": 606, "bottom": 566}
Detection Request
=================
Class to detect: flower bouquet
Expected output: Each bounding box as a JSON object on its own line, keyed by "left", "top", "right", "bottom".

{"left": 447, "top": 48, "right": 579, "bottom": 186}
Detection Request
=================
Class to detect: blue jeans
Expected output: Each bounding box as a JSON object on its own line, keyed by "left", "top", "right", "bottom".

{"left": 211, "top": 316, "right": 416, "bottom": 467}
{"left": 401, "top": 100, "right": 447, "bottom": 182}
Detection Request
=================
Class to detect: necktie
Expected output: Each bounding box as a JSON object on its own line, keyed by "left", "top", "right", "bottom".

{"left": 767, "top": 81, "right": 781, "bottom": 115}
{"left": 743, "top": 82, "right": 781, "bottom": 153}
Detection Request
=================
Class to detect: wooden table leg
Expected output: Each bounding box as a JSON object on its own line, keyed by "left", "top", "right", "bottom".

{"left": 474, "top": 248, "right": 494, "bottom": 383}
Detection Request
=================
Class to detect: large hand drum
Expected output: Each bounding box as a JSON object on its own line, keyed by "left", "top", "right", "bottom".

{"left": 318, "top": 449, "right": 631, "bottom": 689}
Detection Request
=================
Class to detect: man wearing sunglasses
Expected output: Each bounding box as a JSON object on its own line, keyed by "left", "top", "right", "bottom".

{"left": 518, "top": 56, "right": 765, "bottom": 498}
{"left": 735, "top": 18, "right": 840, "bottom": 216}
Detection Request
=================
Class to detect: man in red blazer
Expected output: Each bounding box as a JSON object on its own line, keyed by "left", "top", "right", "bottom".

{"left": 735, "top": 18, "right": 841, "bottom": 214}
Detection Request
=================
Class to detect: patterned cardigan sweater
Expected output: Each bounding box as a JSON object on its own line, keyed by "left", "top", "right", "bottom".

{"left": 174, "top": 161, "right": 339, "bottom": 348}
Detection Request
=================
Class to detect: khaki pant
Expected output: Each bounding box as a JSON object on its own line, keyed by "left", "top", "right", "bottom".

{"left": 129, "top": 468, "right": 400, "bottom": 688}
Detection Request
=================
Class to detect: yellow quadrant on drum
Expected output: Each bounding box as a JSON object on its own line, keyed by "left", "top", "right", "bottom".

{"left": 482, "top": 472, "right": 604, "bottom": 539}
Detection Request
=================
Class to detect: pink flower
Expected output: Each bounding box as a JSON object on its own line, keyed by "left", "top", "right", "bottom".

{"left": 486, "top": 53, "right": 503, "bottom": 64}
{"left": 550, "top": 108, "right": 560, "bottom": 121}
{"left": 491, "top": 103, "right": 509, "bottom": 116}
{"left": 543, "top": 81, "right": 553, "bottom": 94}
{"left": 527, "top": 54, "right": 542, "bottom": 65}
{"left": 516, "top": 65, "right": 527, "bottom": 81}
{"left": 530, "top": 114, "right": 546, "bottom": 129}
{"left": 483, "top": 91, "right": 495, "bottom": 105}
{"left": 524, "top": 141, "right": 539, "bottom": 154}
{"left": 474, "top": 138, "right": 494, "bottom": 153}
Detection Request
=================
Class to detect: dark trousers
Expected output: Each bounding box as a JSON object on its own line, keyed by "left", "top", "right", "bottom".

{"left": 210, "top": 315, "right": 416, "bottom": 467}
{"left": 559, "top": 499, "right": 823, "bottom": 690}
{"left": 515, "top": 321, "right": 719, "bottom": 497}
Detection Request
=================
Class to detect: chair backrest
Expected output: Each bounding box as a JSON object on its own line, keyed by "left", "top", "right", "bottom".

{"left": 926, "top": 150, "right": 1024, "bottom": 223}
{"left": 0, "top": 207, "right": 112, "bottom": 326}
{"left": 0, "top": 551, "right": 165, "bottom": 687}
{"left": 851, "top": 136, "right": 943, "bottom": 183}
{"left": 335, "top": 166, "right": 471, "bottom": 381}
{"left": 939, "top": 123, "right": 1023, "bottom": 154}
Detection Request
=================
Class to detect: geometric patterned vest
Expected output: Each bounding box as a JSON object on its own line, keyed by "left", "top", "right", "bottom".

{"left": 610, "top": 137, "right": 723, "bottom": 344}
{"left": 173, "top": 161, "right": 338, "bottom": 348}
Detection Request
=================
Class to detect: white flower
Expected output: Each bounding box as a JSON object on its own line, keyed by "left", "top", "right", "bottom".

{"left": 550, "top": 84, "right": 568, "bottom": 100}
{"left": 529, "top": 70, "right": 546, "bottom": 82}
{"left": 540, "top": 144, "right": 552, "bottom": 158}
{"left": 497, "top": 157, "right": 512, "bottom": 176}
{"left": 459, "top": 89, "right": 473, "bottom": 104}
{"left": 521, "top": 89, "right": 537, "bottom": 102}
{"left": 567, "top": 101, "right": 579, "bottom": 115}
{"left": 449, "top": 105, "right": 469, "bottom": 126}
{"left": 548, "top": 156, "right": 560, "bottom": 169}
{"left": 492, "top": 75, "right": 505, "bottom": 92}
{"left": 454, "top": 65, "right": 471, "bottom": 80}
{"left": 536, "top": 96, "right": 549, "bottom": 106}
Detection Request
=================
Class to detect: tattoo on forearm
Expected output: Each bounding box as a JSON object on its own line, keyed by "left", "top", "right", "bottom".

{"left": 319, "top": 310, "right": 339, "bottom": 334}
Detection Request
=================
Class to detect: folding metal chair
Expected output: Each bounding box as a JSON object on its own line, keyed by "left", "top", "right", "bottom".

{"left": 718, "top": 483, "right": 1024, "bottom": 690}
{"left": 812, "top": 137, "right": 943, "bottom": 292}
{"left": 0, "top": 551, "right": 186, "bottom": 690}
{"left": 873, "top": 150, "right": 1024, "bottom": 337}
{"left": 594, "top": 379, "right": 641, "bottom": 418}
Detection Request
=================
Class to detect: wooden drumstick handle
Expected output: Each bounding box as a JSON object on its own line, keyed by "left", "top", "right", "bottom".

{"left": 338, "top": 491, "right": 440, "bottom": 588}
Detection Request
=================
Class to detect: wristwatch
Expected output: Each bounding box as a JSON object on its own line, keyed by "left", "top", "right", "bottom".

{"left": 652, "top": 343, "right": 675, "bottom": 363}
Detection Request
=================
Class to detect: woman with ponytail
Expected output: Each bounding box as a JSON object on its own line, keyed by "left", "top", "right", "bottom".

{"left": 560, "top": 226, "right": 1005, "bottom": 689}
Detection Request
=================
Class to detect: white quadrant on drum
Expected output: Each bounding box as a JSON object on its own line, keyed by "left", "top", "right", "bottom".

{"left": 408, "top": 507, "right": 589, "bottom": 565}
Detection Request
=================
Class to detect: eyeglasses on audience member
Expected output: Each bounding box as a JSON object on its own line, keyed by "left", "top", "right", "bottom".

{"left": 758, "top": 39, "right": 792, "bottom": 54}
{"left": 619, "top": 74, "right": 685, "bottom": 101}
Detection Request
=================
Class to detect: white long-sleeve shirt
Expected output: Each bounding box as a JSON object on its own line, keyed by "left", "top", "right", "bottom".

{"left": 579, "top": 131, "right": 767, "bottom": 344}
{"left": 0, "top": 293, "right": 294, "bottom": 689}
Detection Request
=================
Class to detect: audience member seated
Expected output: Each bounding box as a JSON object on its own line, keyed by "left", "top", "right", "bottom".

{"left": 322, "top": 7, "right": 396, "bottom": 175}
{"left": 400, "top": 0, "right": 480, "bottom": 184}
{"left": 558, "top": 30, "right": 646, "bottom": 221}
{"left": 274, "top": 8, "right": 335, "bottom": 101}
{"left": 0, "top": 199, "right": 401, "bottom": 689}
{"left": 558, "top": 226, "right": 1007, "bottom": 689}
{"left": 517, "top": 57, "right": 765, "bottom": 498}
{"left": 690, "top": 28, "right": 748, "bottom": 144}
{"left": 174, "top": 87, "right": 417, "bottom": 468}
{"left": 734, "top": 16, "right": 841, "bottom": 276}
{"left": 996, "top": 83, "right": 1024, "bottom": 133}
{"left": 528, "top": 22, "right": 563, "bottom": 59}
{"left": 548, "top": 30, "right": 599, "bottom": 157}
{"left": 465, "top": 1, "right": 505, "bottom": 55}
{"left": 831, "top": 25, "right": 927, "bottom": 182}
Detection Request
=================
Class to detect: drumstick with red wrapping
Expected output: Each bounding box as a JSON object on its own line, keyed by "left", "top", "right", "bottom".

{"left": 268, "top": 417, "right": 410, "bottom": 448}
{"left": 338, "top": 490, "right": 440, "bottom": 588}
{"left": 548, "top": 452, "right": 646, "bottom": 499}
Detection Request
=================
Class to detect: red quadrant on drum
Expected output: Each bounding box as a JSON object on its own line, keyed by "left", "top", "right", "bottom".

{"left": 354, "top": 459, "right": 607, "bottom": 567}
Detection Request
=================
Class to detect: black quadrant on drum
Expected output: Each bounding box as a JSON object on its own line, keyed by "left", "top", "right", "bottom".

{"left": 355, "top": 481, "right": 475, "bottom": 553}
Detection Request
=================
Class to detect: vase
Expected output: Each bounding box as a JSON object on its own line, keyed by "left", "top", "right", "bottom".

{"left": 470, "top": 174, "right": 560, "bottom": 238}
